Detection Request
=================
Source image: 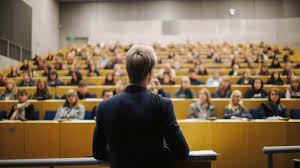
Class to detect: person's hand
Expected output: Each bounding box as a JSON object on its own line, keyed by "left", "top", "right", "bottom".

{"left": 231, "top": 116, "right": 242, "bottom": 120}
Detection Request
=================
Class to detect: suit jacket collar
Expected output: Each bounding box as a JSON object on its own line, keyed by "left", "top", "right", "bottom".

{"left": 125, "top": 84, "right": 147, "bottom": 93}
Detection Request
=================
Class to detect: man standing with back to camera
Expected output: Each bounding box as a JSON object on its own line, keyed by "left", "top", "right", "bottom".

{"left": 93, "top": 45, "right": 189, "bottom": 168}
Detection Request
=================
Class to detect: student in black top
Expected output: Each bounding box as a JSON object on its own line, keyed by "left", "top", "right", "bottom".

{"left": 266, "top": 72, "right": 284, "bottom": 85}
{"left": 102, "top": 72, "right": 115, "bottom": 85}
{"left": 237, "top": 69, "right": 253, "bottom": 85}
{"left": 255, "top": 53, "right": 264, "bottom": 63}
{"left": 6, "top": 66, "right": 20, "bottom": 78}
{"left": 244, "top": 78, "right": 268, "bottom": 98}
{"left": 215, "top": 76, "right": 232, "bottom": 98}
{"left": 197, "top": 64, "right": 208, "bottom": 76}
{"left": 77, "top": 81, "right": 95, "bottom": 99}
{"left": 20, "top": 59, "right": 29, "bottom": 71}
{"left": 0, "top": 73, "right": 5, "bottom": 86}
{"left": 258, "top": 88, "right": 288, "bottom": 119}
{"left": 18, "top": 71, "right": 35, "bottom": 87}
{"left": 188, "top": 68, "right": 204, "bottom": 85}
{"left": 258, "top": 64, "right": 270, "bottom": 75}
{"left": 68, "top": 71, "right": 83, "bottom": 86}
{"left": 294, "top": 59, "right": 300, "bottom": 69}
{"left": 48, "top": 69, "right": 65, "bottom": 86}
{"left": 269, "top": 58, "right": 281, "bottom": 69}
{"left": 8, "top": 89, "right": 34, "bottom": 120}
{"left": 32, "top": 79, "right": 53, "bottom": 100}
{"left": 286, "top": 71, "right": 296, "bottom": 85}
{"left": 281, "top": 62, "right": 291, "bottom": 76}
{"left": 87, "top": 63, "right": 100, "bottom": 77}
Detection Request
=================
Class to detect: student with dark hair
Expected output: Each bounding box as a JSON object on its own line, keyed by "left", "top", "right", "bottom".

{"left": 47, "top": 69, "right": 64, "bottom": 86}
{"left": 174, "top": 76, "right": 195, "bottom": 98}
{"left": 8, "top": 89, "right": 34, "bottom": 120}
{"left": 188, "top": 68, "right": 204, "bottom": 85}
{"left": 215, "top": 76, "right": 232, "bottom": 98}
{"left": 32, "top": 79, "right": 52, "bottom": 100}
{"left": 68, "top": 71, "right": 83, "bottom": 86}
{"left": 258, "top": 88, "right": 288, "bottom": 119}
{"left": 160, "top": 71, "right": 175, "bottom": 85}
{"left": 286, "top": 71, "right": 296, "bottom": 84}
{"left": 266, "top": 72, "right": 284, "bottom": 85}
{"left": 20, "top": 59, "right": 29, "bottom": 71}
{"left": 18, "top": 71, "right": 35, "bottom": 86}
{"left": 77, "top": 81, "right": 95, "bottom": 99}
{"left": 197, "top": 64, "right": 208, "bottom": 76}
{"left": 87, "top": 64, "right": 100, "bottom": 77}
{"left": 7, "top": 66, "right": 20, "bottom": 78}
{"left": 281, "top": 62, "right": 291, "bottom": 76}
{"left": 237, "top": 69, "right": 253, "bottom": 85}
{"left": 102, "top": 72, "right": 115, "bottom": 85}
{"left": 269, "top": 58, "right": 281, "bottom": 69}
{"left": 244, "top": 78, "right": 268, "bottom": 98}
{"left": 101, "top": 89, "right": 114, "bottom": 99}
{"left": 258, "top": 64, "right": 270, "bottom": 75}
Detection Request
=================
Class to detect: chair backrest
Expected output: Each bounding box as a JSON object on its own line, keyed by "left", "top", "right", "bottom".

{"left": 34, "top": 111, "right": 40, "bottom": 120}
{"left": 44, "top": 110, "right": 57, "bottom": 120}
{"left": 290, "top": 109, "right": 300, "bottom": 119}
{"left": 89, "top": 94, "right": 97, "bottom": 98}
{"left": 84, "top": 110, "right": 92, "bottom": 120}
{"left": 250, "top": 109, "right": 260, "bottom": 119}
{"left": 0, "top": 111, "right": 6, "bottom": 120}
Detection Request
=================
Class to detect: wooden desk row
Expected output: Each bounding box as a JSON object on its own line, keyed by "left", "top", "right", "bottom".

{"left": 0, "top": 120, "right": 299, "bottom": 168}
{"left": 0, "top": 99, "right": 299, "bottom": 120}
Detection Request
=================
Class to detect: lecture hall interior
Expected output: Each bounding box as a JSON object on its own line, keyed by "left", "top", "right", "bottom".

{"left": 0, "top": 0, "right": 300, "bottom": 168}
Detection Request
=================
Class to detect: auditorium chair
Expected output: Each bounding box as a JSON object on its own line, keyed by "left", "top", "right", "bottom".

{"left": 0, "top": 110, "right": 6, "bottom": 120}
{"left": 290, "top": 109, "right": 300, "bottom": 119}
{"left": 250, "top": 109, "right": 260, "bottom": 119}
{"left": 44, "top": 110, "right": 57, "bottom": 120}
{"left": 84, "top": 110, "right": 93, "bottom": 120}
{"left": 34, "top": 110, "right": 40, "bottom": 120}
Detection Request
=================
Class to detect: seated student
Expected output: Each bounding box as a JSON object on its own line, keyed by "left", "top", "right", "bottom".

{"left": 159, "top": 71, "right": 175, "bottom": 85}
{"left": 0, "top": 79, "right": 17, "bottom": 100}
{"left": 54, "top": 89, "right": 85, "bottom": 120}
{"left": 281, "top": 62, "right": 291, "bottom": 76}
{"left": 257, "top": 64, "right": 270, "bottom": 75}
{"left": 65, "top": 64, "right": 78, "bottom": 76}
{"left": 147, "top": 77, "right": 170, "bottom": 98}
{"left": 8, "top": 89, "right": 34, "bottom": 120}
{"left": 269, "top": 58, "right": 282, "bottom": 69}
{"left": 41, "top": 66, "right": 51, "bottom": 77}
{"left": 20, "top": 59, "right": 29, "bottom": 71}
{"left": 214, "top": 54, "right": 223, "bottom": 63}
{"left": 97, "top": 53, "right": 110, "bottom": 66}
{"left": 197, "top": 64, "right": 208, "bottom": 76}
{"left": 91, "top": 89, "right": 114, "bottom": 119}
{"left": 237, "top": 69, "right": 254, "bottom": 85}
{"left": 187, "top": 88, "right": 216, "bottom": 119}
{"left": 68, "top": 71, "right": 83, "bottom": 86}
{"left": 102, "top": 72, "right": 115, "bottom": 85}
{"left": 6, "top": 66, "right": 20, "bottom": 77}
{"left": 224, "top": 90, "right": 252, "bottom": 120}
{"left": 32, "top": 79, "right": 53, "bottom": 100}
{"left": 294, "top": 58, "right": 300, "bottom": 69}
{"left": 286, "top": 71, "right": 297, "bottom": 84}
{"left": 228, "top": 64, "right": 240, "bottom": 76}
{"left": 0, "top": 73, "right": 6, "bottom": 86}
{"left": 188, "top": 68, "right": 204, "bottom": 85}
{"left": 215, "top": 76, "right": 232, "bottom": 98}
{"left": 113, "top": 80, "right": 126, "bottom": 95}
{"left": 77, "top": 81, "right": 95, "bottom": 99}
{"left": 255, "top": 53, "right": 264, "bottom": 63}
{"left": 174, "top": 76, "right": 195, "bottom": 99}
{"left": 282, "top": 54, "right": 291, "bottom": 63}
{"left": 258, "top": 88, "right": 288, "bottom": 119}
{"left": 47, "top": 69, "right": 65, "bottom": 86}
{"left": 158, "top": 62, "right": 176, "bottom": 78}
{"left": 244, "top": 78, "right": 268, "bottom": 98}
{"left": 18, "top": 71, "right": 35, "bottom": 86}
{"left": 273, "top": 46, "right": 282, "bottom": 55}
{"left": 113, "top": 64, "right": 125, "bottom": 77}
{"left": 206, "top": 70, "right": 222, "bottom": 86}
{"left": 87, "top": 63, "right": 100, "bottom": 77}
{"left": 285, "top": 76, "right": 300, "bottom": 98}
{"left": 266, "top": 71, "right": 284, "bottom": 85}
{"left": 104, "top": 59, "right": 115, "bottom": 69}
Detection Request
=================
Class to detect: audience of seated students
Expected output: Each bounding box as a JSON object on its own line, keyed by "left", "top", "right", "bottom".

{"left": 269, "top": 58, "right": 281, "bottom": 69}
{"left": 0, "top": 73, "right": 6, "bottom": 86}
{"left": 224, "top": 90, "right": 252, "bottom": 120}
{"left": 48, "top": 69, "right": 65, "bottom": 86}
{"left": 68, "top": 71, "right": 83, "bottom": 86}
{"left": 0, "top": 79, "right": 17, "bottom": 100}
{"left": 97, "top": 53, "right": 110, "bottom": 66}
{"left": 159, "top": 62, "right": 176, "bottom": 78}
{"left": 77, "top": 81, "right": 95, "bottom": 99}
{"left": 206, "top": 70, "right": 222, "bottom": 86}
{"left": 20, "top": 59, "right": 29, "bottom": 71}
{"left": 285, "top": 77, "right": 300, "bottom": 98}
{"left": 113, "top": 64, "right": 125, "bottom": 76}
{"left": 159, "top": 71, "right": 175, "bottom": 85}
{"left": 113, "top": 80, "right": 126, "bottom": 95}
{"left": 102, "top": 72, "right": 115, "bottom": 85}
{"left": 281, "top": 62, "right": 291, "bottom": 76}
{"left": 8, "top": 89, "right": 34, "bottom": 120}
{"left": 32, "top": 79, "right": 53, "bottom": 100}
{"left": 148, "top": 77, "right": 170, "bottom": 98}
{"left": 187, "top": 88, "right": 216, "bottom": 119}
{"left": 244, "top": 78, "right": 268, "bottom": 98}
{"left": 87, "top": 63, "right": 100, "bottom": 77}
{"left": 258, "top": 88, "right": 288, "bottom": 119}
{"left": 197, "top": 64, "right": 208, "bottom": 75}
{"left": 188, "top": 68, "right": 204, "bottom": 85}
{"left": 266, "top": 71, "right": 284, "bottom": 85}
{"left": 104, "top": 59, "right": 115, "bottom": 69}
{"left": 258, "top": 64, "right": 270, "bottom": 75}
{"left": 214, "top": 76, "right": 232, "bottom": 98}
{"left": 237, "top": 69, "right": 253, "bottom": 85}
{"left": 294, "top": 58, "right": 300, "bottom": 69}
{"left": 54, "top": 89, "right": 85, "bottom": 120}
{"left": 174, "top": 76, "right": 195, "bottom": 99}
{"left": 18, "top": 71, "right": 35, "bottom": 87}
{"left": 7, "top": 66, "right": 20, "bottom": 77}
{"left": 286, "top": 71, "right": 296, "bottom": 84}
{"left": 228, "top": 64, "right": 240, "bottom": 76}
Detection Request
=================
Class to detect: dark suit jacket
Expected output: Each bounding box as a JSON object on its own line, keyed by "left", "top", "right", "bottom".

{"left": 93, "top": 84, "right": 189, "bottom": 168}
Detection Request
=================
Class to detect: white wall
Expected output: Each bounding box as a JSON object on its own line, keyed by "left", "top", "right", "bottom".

{"left": 0, "top": 55, "right": 19, "bottom": 71}
{"left": 59, "top": 1, "right": 300, "bottom": 50}
{"left": 23, "top": 0, "right": 60, "bottom": 57}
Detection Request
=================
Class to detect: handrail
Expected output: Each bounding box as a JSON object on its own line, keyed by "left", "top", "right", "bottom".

{"left": 263, "top": 146, "right": 300, "bottom": 168}
{"left": 0, "top": 151, "right": 217, "bottom": 167}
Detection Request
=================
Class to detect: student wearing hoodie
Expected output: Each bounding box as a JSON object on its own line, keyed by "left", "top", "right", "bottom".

{"left": 244, "top": 78, "right": 268, "bottom": 98}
